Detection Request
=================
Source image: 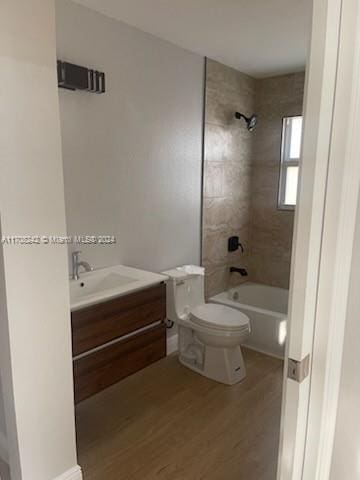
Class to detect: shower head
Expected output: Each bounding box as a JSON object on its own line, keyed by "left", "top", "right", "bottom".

{"left": 247, "top": 115, "right": 258, "bottom": 131}
{"left": 235, "top": 112, "right": 258, "bottom": 131}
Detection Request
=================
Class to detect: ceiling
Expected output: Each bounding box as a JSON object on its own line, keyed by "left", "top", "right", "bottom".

{"left": 72, "top": 0, "right": 312, "bottom": 78}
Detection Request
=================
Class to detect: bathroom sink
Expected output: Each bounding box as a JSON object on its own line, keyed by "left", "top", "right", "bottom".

{"left": 70, "top": 264, "right": 168, "bottom": 311}
{"left": 71, "top": 272, "right": 136, "bottom": 298}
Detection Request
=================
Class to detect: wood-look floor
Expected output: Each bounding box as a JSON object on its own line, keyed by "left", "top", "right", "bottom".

{"left": 76, "top": 348, "right": 283, "bottom": 480}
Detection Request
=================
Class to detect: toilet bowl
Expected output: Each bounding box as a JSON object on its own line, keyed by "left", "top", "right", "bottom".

{"left": 162, "top": 266, "right": 250, "bottom": 385}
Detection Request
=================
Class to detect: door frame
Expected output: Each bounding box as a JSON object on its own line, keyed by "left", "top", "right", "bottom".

{"left": 278, "top": 0, "right": 360, "bottom": 478}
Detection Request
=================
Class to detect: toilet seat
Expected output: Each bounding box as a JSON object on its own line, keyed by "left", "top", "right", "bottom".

{"left": 190, "top": 303, "right": 249, "bottom": 333}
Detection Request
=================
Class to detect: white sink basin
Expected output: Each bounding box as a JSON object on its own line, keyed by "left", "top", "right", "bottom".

{"left": 70, "top": 264, "right": 168, "bottom": 311}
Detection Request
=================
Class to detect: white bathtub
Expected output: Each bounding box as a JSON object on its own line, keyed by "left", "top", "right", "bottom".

{"left": 210, "top": 282, "right": 288, "bottom": 358}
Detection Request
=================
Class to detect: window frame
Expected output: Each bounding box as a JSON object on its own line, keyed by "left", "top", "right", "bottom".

{"left": 278, "top": 115, "right": 303, "bottom": 211}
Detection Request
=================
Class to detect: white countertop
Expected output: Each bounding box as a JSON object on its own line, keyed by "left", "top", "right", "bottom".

{"left": 70, "top": 264, "right": 168, "bottom": 311}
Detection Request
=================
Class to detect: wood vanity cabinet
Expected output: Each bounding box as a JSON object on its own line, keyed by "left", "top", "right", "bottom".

{"left": 72, "top": 283, "right": 166, "bottom": 403}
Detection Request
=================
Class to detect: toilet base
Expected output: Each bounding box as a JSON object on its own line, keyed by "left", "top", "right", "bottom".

{"left": 179, "top": 344, "right": 246, "bottom": 385}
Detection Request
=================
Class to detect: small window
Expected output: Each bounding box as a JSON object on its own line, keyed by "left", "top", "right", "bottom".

{"left": 278, "top": 116, "right": 303, "bottom": 210}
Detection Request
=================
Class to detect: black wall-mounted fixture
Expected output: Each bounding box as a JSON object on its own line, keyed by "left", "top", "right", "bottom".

{"left": 57, "top": 61, "right": 106, "bottom": 94}
{"left": 230, "top": 266, "right": 248, "bottom": 277}
{"left": 228, "top": 236, "right": 244, "bottom": 253}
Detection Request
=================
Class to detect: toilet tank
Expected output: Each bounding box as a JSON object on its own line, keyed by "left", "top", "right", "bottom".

{"left": 162, "top": 267, "right": 205, "bottom": 322}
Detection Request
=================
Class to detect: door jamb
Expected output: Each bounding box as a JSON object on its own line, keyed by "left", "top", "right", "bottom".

{"left": 278, "top": 0, "right": 360, "bottom": 477}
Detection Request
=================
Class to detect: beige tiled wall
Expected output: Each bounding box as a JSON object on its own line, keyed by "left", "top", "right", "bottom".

{"left": 249, "top": 73, "right": 305, "bottom": 289}
{"left": 202, "top": 59, "right": 255, "bottom": 297}
{"left": 202, "top": 59, "right": 305, "bottom": 296}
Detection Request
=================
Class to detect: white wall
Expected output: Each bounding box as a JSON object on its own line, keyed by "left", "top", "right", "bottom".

{"left": 330, "top": 197, "right": 360, "bottom": 479}
{"left": 0, "top": 380, "right": 6, "bottom": 437}
{"left": 0, "top": 240, "right": 11, "bottom": 475}
{"left": 0, "top": 370, "right": 8, "bottom": 470}
{"left": 55, "top": 0, "right": 204, "bottom": 274}
{"left": 0, "top": 1, "right": 79, "bottom": 479}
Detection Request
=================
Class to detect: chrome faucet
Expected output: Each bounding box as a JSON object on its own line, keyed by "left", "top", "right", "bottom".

{"left": 71, "top": 251, "right": 93, "bottom": 280}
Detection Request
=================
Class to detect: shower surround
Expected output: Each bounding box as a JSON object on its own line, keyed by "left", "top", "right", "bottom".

{"left": 202, "top": 59, "right": 305, "bottom": 297}
{"left": 202, "top": 60, "right": 255, "bottom": 298}
{"left": 250, "top": 72, "right": 305, "bottom": 288}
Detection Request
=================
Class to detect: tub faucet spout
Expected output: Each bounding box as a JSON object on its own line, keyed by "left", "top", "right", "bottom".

{"left": 230, "top": 266, "right": 248, "bottom": 277}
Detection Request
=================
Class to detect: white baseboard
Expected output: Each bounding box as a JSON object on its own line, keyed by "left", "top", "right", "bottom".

{"left": 54, "top": 465, "right": 82, "bottom": 480}
{"left": 0, "top": 441, "right": 82, "bottom": 480}
{"left": 166, "top": 334, "right": 178, "bottom": 355}
{"left": 0, "top": 432, "right": 9, "bottom": 464}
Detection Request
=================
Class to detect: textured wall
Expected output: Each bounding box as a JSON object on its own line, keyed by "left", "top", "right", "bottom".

{"left": 202, "top": 61, "right": 305, "bottom": 296}
{"left": 202, "top": 59, "right": 255, "bottom": 297}
{"left": 249, "top": 73, "right": 305, "bottom": 289}
{"left": 56, "top": 0, "right": 204, "bottom": 274}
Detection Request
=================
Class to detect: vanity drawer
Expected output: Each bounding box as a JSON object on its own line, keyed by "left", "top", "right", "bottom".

{"left": 71, "top": 283, "right": 166, "bottom": 356}
{"left": 73, "top": 323, "right": 166, "bottom": 403}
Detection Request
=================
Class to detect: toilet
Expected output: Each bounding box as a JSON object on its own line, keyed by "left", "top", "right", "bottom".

{"left": 162, "top": 266, "right": 250, "bottom": 385}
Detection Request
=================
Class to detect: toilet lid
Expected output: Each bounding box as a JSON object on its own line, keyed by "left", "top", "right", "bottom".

{"left": 190, "top": 304, "right": 249, "bottom": 332}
